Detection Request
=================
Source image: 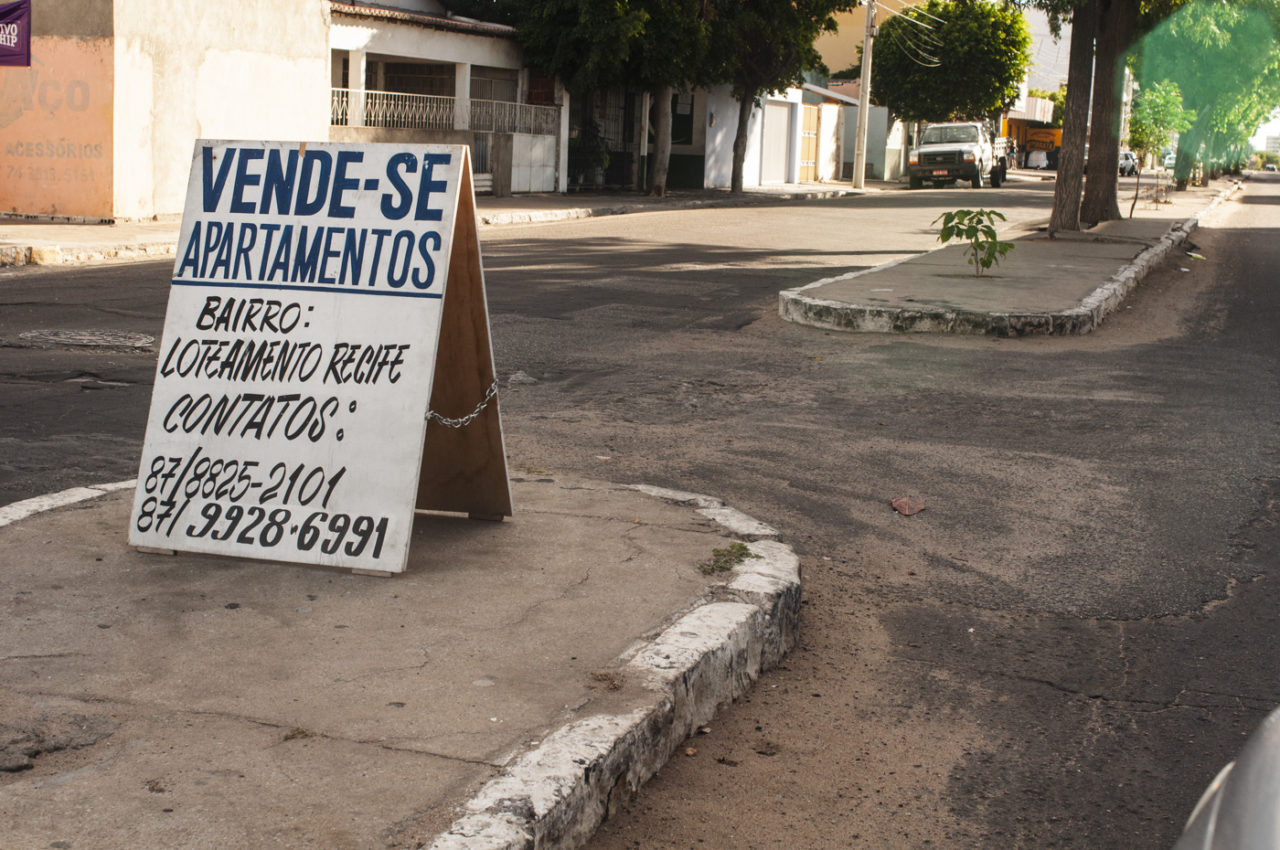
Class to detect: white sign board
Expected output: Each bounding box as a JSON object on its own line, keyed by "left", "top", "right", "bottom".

{"left": 129, "top": 141, "right": 510, "bottom": 574}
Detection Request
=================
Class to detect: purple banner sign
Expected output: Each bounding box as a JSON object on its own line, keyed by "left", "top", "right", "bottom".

{"left": 0, "top": 0, "right": 30, "bottom": 67}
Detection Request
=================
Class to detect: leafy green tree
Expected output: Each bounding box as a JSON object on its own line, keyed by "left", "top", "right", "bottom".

{"left": 627, "top": 0, "right": 712, "bottom": 196}
{"left": 510, "top": 1, "right": 648, "bottom": 95}
{"left": 1126, "top": 80, "right": 1191, "bottom": 165}
{"left": 870, "top": 0, "right": 1031, "bottom": 122}
{"left": 707, "top": 0, "right": 855, "bottom": 193}
{"left": 1131, "top": 0, "right": 1280, "bottom": 187}
{"left": 505, "top": 0, "right": 712, "bottom": 195}
{"left": 1124, "top": 80, "right": 1191, "bottom": 213}
{"left": 506, "top": 1, "right": 645, "bottom": 188}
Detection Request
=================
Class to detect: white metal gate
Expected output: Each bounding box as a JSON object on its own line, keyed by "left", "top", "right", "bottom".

{"left": 762, "top": 101, "right": 791, "bottom": 184}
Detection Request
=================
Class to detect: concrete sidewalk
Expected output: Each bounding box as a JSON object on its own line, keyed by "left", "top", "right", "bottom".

{"left": 780, "top": 180, "right": 1239, "bottom": 336}
{"left": 0, "top": 476, "right": 798, "bottom": 849}
{"left": 0, "top": 182, "right": 883, "bottom": 268}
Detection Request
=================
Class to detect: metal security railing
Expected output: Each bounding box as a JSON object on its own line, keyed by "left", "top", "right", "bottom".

{"left": 471, "top": 132, "right": 490, "bottom": 173}
{"left": 332, "top": 89, "right": 558, "bottom": 136}
{"left": 469, "top": 99, "right": 560, "bottom": 135}
{"left": 331, "top": 88, "right": 351, "bottom": 125}
{"left": 331, "top": 89, "right": 455, "bottom": 130}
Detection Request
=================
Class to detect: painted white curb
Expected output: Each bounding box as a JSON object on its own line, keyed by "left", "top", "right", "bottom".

{"left": 0, "top": 479, "right": 135, "bottom": 528}
{"left": 778, "top": 180, "right": 1243, "bottom": 336}
{"left": 424, "top": 486, "right": 800, "bottom": 850}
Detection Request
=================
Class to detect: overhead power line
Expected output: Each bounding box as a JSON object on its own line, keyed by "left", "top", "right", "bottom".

{"left": 879, "top": 0, "right": 947, "bottom": 26}
{"left": 888, "top": 25, "right": 940, "bottom": 67}
{"left": 878, "top": 4, "right": 936, "bottom": 33}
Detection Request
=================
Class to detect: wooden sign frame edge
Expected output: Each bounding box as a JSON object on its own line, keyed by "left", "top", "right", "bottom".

{"left": 413, "top": 146, "right": 514, "bottom": 521}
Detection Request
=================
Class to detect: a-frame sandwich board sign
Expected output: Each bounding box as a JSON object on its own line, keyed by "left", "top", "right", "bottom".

{"left": 128, "top": 140, "right": 511, "bottom": 575}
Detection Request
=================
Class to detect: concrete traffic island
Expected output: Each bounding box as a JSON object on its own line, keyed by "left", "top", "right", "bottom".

{"left": 0, "top": 476, "right": 798, "bottom": 849}
{"left": 779, "top": 181, "right": 1241, "bottom": 336}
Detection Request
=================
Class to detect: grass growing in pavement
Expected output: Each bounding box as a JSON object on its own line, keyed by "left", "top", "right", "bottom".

{"left": 699, "top": 542, "right": 761, "bottom": 575}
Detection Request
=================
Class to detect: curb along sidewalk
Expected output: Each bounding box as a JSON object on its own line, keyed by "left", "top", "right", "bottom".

{"left": 0, "top": 476, "right": 800, "bottom": 850}
{"left": 779, "top": 179, "right": 1241, "bottom": 336}
{"left": 0, "top": 182, "right": 882, "bottom": 269}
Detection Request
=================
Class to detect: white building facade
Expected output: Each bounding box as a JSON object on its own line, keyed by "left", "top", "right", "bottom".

{"left": 0, "top": 0, "right": 564, "bottom": 221}
{"left": 328, "top": 1, "right": 565, "bottom": 195}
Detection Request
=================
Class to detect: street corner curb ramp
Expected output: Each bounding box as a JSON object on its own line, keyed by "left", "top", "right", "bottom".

{"left": 426, "top": 485, "right": 800, "bottom": 850}
{"left": 777, "top": 180, "right": 1243, "bottom": 337}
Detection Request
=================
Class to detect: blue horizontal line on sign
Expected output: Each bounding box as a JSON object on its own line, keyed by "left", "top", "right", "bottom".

{"left": 171, "top": 279, "right": 443, "bottom": 298}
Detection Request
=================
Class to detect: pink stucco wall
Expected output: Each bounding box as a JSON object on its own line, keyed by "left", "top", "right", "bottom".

{"left": 0, "top": 36, "right": 114, "bottom": 219}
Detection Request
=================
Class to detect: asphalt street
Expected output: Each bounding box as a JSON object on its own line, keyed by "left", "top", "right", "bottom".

{"left": 484, "top": 178, "right": 1280, "bottom": 848}
{"left": 1, "top": 176, "right": 1277, "bottom": 848}
{"left": 0, "top": 180, "right": 1057, "bottom": 507}
{"left": 0, "top": 262, "right": 166, "bottom": 506}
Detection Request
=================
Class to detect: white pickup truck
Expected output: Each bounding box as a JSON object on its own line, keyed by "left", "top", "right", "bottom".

{"left": 907, "top": 122, "right": 1010, "bottom": 189}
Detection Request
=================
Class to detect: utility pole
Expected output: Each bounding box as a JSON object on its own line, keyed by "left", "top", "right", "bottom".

{"left": 851, "top": 0, "right": 876, "bottom": 189}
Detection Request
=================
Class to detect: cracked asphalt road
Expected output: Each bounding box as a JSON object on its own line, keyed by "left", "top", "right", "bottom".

{"left": 0, "top": 262, "right": 165, "bottom": 505}
{"left": 475, "top": 182, "right": 1280, "bottom": 848}
{"left": 1, "top": 179, "right": 1277, "bottom": 847}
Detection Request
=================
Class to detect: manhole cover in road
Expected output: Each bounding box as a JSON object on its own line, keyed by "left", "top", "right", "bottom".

{"left": 16, "top": 329, "right": 155, "bottom": 350}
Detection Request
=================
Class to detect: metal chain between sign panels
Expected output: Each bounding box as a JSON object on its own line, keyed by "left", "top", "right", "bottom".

{"left": 426, "top": 379, "right": 499, "bottom": 428}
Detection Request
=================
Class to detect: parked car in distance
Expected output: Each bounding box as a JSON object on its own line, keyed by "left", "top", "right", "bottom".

{"left": 1118, "top": 151, "right": 1137, "bottom": 176}
{"left": 1164, "top": 153, "right": 1177, "bottom": 169}
{"left": 1265, "top": 163, "right": 1277, "bottom": 172}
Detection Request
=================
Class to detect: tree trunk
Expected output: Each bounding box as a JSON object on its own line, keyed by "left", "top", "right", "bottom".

{"left": 1174, "top": 109, "right": 1209, "bottom": 189}
{"left": 1048, "top": 0, "right": 1097, "bottom": 235}
{"left": 649, "top": 85, "right": 674, "bottom": 197}
{"left": 731, "top": 90, "right": 757, "bottom": 194}
{"left": 1080, "top": 0, "right": 1139, "bottom": 225}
